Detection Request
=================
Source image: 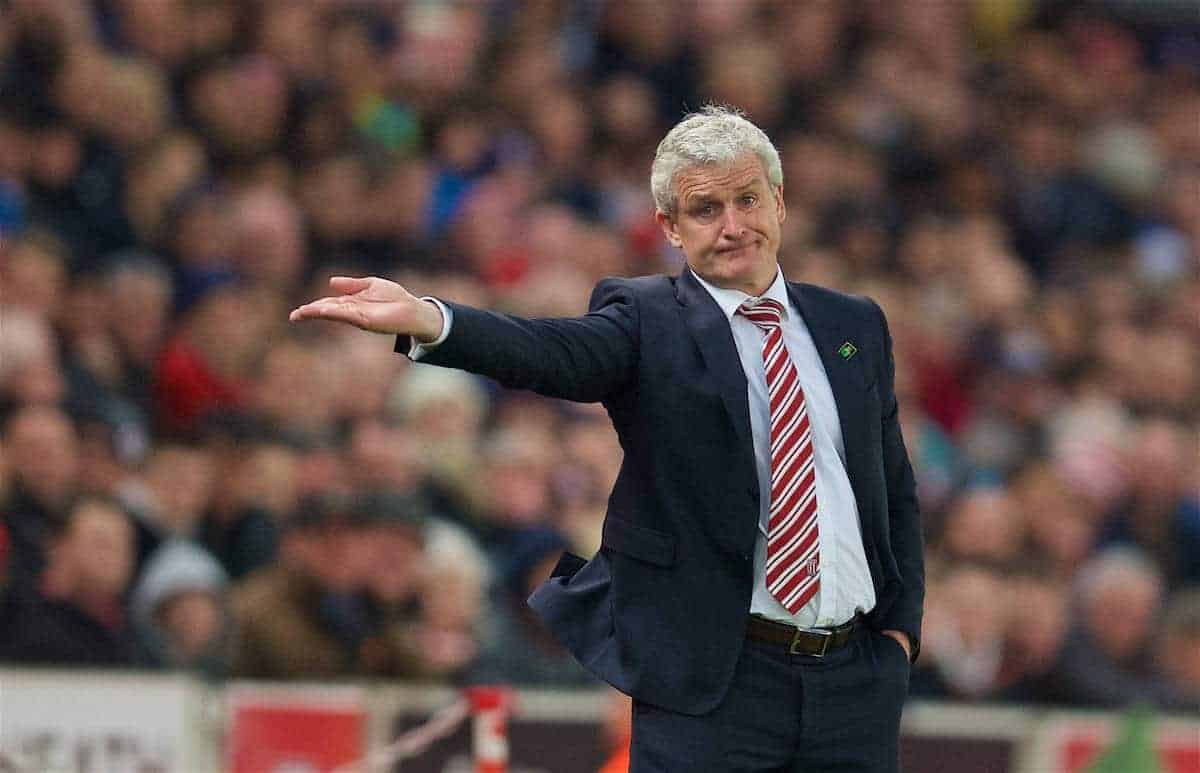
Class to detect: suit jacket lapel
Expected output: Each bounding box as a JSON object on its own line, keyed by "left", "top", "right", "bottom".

{"left": 787, "top": 283, "right": 869, "bottom": 487}
{"left": 676, "top": 270, "right": 754, "bottom": 456}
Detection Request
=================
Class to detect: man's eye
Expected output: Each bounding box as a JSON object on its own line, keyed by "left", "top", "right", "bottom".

{"left": 698, "top": 205, "right": 715, "bottom": 217}
{"left": 741, "top": 195, "right": 757, "bottom": 206}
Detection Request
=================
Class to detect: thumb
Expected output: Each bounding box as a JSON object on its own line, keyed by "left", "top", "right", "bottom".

{"left": 329, "top": 275, "right": 372, "bottom": 294}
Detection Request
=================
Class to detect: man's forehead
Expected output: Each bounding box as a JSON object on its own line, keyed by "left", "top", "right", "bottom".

{"left": 676, "top": 157, "right": 768, "bottom": 198}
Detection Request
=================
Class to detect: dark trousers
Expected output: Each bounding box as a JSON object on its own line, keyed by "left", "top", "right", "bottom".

{"left": 630, "top": 625, "right": 910, "bottom": 772}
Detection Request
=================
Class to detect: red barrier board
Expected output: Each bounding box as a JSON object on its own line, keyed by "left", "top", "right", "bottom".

{"left": 227, "top": 689, "right": 366, "bottom": 773}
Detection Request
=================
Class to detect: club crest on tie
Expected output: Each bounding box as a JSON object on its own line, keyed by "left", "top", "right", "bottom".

{"left": 806, "top": 555, "right": 819, "bottom": 577}
{"left": 838, "top": 341, "right": 857, "bottom": 359}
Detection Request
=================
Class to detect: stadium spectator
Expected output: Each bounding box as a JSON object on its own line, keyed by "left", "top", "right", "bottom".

{"left": 387, "top": 363, "right": 489, "bottom": 525}
{"left": 469, "top": 428, "right": 558, "bottom": 558}
{"left": 910, "top": 562, "right": 1010, "bottom": 700}
{"left": 98, "top": 252, "right": 174, "bottom": 420}
{"left": 131, "top": 539, "right": 232, "bottom": 680}
{"left": 470, "top": 527, "right": 596, "bottom": 687}
{"left": 230, "top": 492, "right": 375, "bottom": 680}
{"left": 1049, "top": 547, "right": 1190, "bottom": 709}
{"left": 409, "top": 517, "right": 489, "bottom": 682}
{"left": 230, "top": 491, "right": 440, "bottom": 680}
{"left": 938, "top": 486, "right": 1025, "bottom": 568}
{"left": 1011, "top": 460, "right": 1099, "bottom": 579}
{"left": 0, "top": 306, "right": 66, "bottom": 417}
{"left": 230, "top": 184, "right": 308, "bottom": 294}
{"left": 116, "top": 440, "right": 215, "bottom": 569}
{"left": 353, "top": 490, "right": 436, "bottom": 678}
{"left": 153, "top": 280, "right": 262, "bottom": 435}
{"left": 1098, "top": 417, "right": 1200, "bottom": 589}
{"left": 0, "top": 405, "right": 80, "bottom": 588}
{"left": 995, "top": 566, "right": 1073, "bottom": 704}
{"left": 213, "top": 445, "right": 296, "bottom": 567}
{"left": 0, "top": 496, "right": 138, "bottom": 666}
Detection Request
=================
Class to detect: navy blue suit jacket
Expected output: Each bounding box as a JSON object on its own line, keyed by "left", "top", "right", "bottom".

{"left": 397, "top": 270, "right": 923, "bottom": 715}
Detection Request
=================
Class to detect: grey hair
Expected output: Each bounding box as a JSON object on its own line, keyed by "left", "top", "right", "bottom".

{"left": 1074, "top": 545, "right": 1164, "bottom": 605}
{"left": 651, "top": 105, "right": 783, "bottom": 217}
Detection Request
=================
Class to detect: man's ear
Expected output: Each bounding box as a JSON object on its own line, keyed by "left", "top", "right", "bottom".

{"left": 656, "top": 210, "right": 683, "bottom": 248}
{"left": 774, "top": 184, "right": 786, "bottom": 223}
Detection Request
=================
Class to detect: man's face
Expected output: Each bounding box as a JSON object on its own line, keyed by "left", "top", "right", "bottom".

{"left": 62, "top": 502, "right": 134, "bottom": 598}
{"left": 656, "top": 154, "right": 786, "bottom": 296}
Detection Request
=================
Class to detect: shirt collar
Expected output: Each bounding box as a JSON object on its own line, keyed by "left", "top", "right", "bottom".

{"left": 689, "top": 266, "right": 790, "bottom": 321}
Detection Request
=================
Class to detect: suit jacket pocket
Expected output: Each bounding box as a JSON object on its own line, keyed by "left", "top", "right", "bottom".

{"left": 602, "top": 515, "right": 677, "bottom": 567}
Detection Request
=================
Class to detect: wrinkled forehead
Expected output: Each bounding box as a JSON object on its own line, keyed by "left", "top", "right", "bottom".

{"left": 674, "top": 154, "right": 771, "bottom": 200}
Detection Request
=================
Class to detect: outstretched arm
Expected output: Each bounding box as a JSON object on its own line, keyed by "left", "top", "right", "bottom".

{"left": 291, "top": 276, "right": 639, "bottom": 404}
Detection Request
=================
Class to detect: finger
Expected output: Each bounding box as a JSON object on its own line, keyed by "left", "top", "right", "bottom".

{"left": 329, "top": 276, "right": 372, "bottom": 294}
{"left": 289, "top": 299, "right": 364, "bottom": 325}
{"left": 288, "top": 296, "right": 341, "bottom": 321}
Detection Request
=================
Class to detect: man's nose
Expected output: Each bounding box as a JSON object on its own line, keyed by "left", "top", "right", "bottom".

{"left": 720, "top": 206, "right": 747, "bottom": 238}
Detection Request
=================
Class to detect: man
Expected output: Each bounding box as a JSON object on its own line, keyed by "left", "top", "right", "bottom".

{"left": 1, "top": 496, "right": 138, "bottom": 667}
{"left": 291, "top": 106, "right": 923, "bottom": 772}
{"left": 1, "top": 405, "right": 80, "bottom": 590}
{"left": 230, "top": 492, "right": 379, "bottom": 680}
{"left": 1050, "top": 546, "right": 1190, "bottom": 710}
{"left": 231, "top": 491, "right": 431, "bottom": 680}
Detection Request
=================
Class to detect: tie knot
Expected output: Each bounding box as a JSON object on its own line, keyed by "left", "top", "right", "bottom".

{"left": 738, "top": 297, "right": 784, "bottom": 330}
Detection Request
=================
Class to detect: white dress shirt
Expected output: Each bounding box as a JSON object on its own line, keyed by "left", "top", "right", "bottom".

{"left": 691, "top": 268, "right": 875, "bottom": 629}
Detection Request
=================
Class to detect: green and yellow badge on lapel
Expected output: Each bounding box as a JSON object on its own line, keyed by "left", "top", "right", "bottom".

{"left": 838, "top": 341, "right": 858, "bottom": 360}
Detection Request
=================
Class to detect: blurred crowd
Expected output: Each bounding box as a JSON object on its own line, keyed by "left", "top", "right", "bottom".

{"left": 0, "top": 0, "right": 1197, "bottom": 714}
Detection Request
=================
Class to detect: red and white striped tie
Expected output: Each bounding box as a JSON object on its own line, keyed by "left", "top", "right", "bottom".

{"left": 738, "top": 298, "right": 820, "bottom": 615}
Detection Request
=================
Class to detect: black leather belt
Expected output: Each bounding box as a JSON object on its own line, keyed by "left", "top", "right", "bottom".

{"left": 745, "top": 613, "right": 862, "bottom": 657}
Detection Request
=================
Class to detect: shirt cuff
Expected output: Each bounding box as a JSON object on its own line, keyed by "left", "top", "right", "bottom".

{"left": 408, "top": 297, "right": 452, "bottom": 360}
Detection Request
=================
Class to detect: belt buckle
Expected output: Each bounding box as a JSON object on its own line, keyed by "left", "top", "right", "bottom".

{"left": 789, "top": 627, "right": 832, "bottom": 657}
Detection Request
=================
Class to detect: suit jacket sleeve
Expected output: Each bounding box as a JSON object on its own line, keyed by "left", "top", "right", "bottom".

{"left": 874, "top": 300, "right": 925, "bottom": 661}
{"left": 393, "top": 278, "right": 639, "bottom": 403}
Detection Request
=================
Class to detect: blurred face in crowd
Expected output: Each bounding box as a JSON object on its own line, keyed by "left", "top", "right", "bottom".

{"left": 231, "top": 444, "right": 299, "bottom": 516}
{"left": 188, "top": 57, "right": 288, "bottom": 156}
{"left": 1084, "top": 570, "right": 1161, "bottom": 662}
{"left": 233, "top": 188, "right": 305, "bottom": 288}
{"left": 144, "top": 445, "right": 216, "bottom": 534}
{"left": 283, "top": 522, "right": 363, "bottom": 593}
{"left": 657, "top": 154, "right": 786, "bottom": 296}
{"left": 4, "top": 406, "right": 78, "bottom": 508}
{"left": 188, "top": 285, "right": 264, "bottom": 376}
{"left": 55, "top": 500, "right": 135, "bottom": 600}
{"left": 941, "top": 565, "right": 1008, "bottom": 651}
{"left": 6, "top": 233, "right": 69, "bottom": 320}
{"left": 108, "top": 265, "right": 172, "bottom": 360}
{"left": 125, "top": 132, "right": 209, "bottom": 242}
{"left": 158, "top": 590, "right": 223, "bottom": 661}
{"left": 482, "top": 433, "right": 553, "bottom": 526}
{"left": 1006, "top": 576, "right": 1069, "bottom": 669}
{"left": 943, "top": 488, "right": 1023, "bottom": 565}
{"left": 347, "top": 419, "right": 422, "bottom": 492}
{"left": 1126, "top": 419, "right": 1192, "bottom": 502}
{"left": 363, "top": 524, "right": 424, "bottom": 605}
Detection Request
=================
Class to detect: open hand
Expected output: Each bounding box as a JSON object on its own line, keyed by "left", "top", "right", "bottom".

{"left": 288, "top": 276, "right": 444, "bottom": 341}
